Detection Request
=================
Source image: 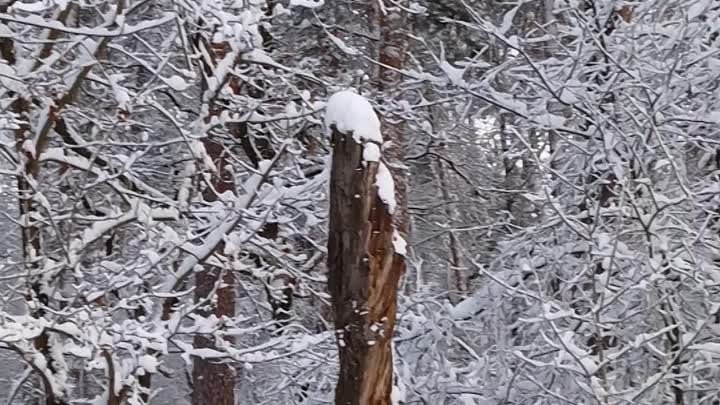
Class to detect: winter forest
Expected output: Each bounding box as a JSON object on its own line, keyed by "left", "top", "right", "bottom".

{"left": 1, "top": 0, "right": 719, "bottom": 404}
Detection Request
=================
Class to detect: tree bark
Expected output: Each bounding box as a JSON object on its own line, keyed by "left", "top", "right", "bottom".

{"left": 191, "top": 138, "right": 236, "bottom": 405}
{"left": 237, "top": 0, "right": 296, "bottom": 333}
{"left": 372, "top": 0, "right": 410, "bottom": 235}
{"left": 190, "top": 32, "right": 237, "bottom": 405}
{"left": 327, "top": 127, "right": 405, "bottom": 405}
{"left": 433, "top": 158, "right": 467, "bottom": 299}
{"left": 2, "top": 5, "right": 70, "bottom": 404}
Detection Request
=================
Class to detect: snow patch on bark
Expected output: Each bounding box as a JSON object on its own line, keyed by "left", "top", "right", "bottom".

{"left": 392, "top": 230, "right": 407, "bottom": 256}
{"left": 376, "top": 162, "right": 397, "bottom": 214}
{"left": 363, "top": 143, "right": 381, "bottom": 162}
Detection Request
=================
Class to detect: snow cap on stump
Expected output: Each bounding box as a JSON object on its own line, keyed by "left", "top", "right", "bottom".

{"left": 324, "top": 91, "right": 403, "bottom": 251}
{"left": 324, "top": 90, "right": 383, "bottom": 145}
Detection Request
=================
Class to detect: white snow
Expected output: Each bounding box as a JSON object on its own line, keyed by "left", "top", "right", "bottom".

{"left": 392, "top": 230, "right": 407, "bottom": 256}
{"left": 688, "top": 0, "right": 711, "bottom": 20}
{"left": 9, "top": 0, "right": 50, "bottom": 12}
{"left": 0, "top": 12, "right": 175, "bottom": 38}
{"left": 533, "top": 113, "right": 566, "bottom": 129}
{"left": 376, "top": 162, "right": 397, "bottom": 214}
{"left": 440, "top": 60, "right": 466, "bottom": 86}
{"left": 327, "top": 32, "right": 358, "bottom": 55}
{"left": 138, "top": 355, "right": 159, "bottom": 374}
{"left": 707, "top": 111, "right": 720, "bottom": 123}
{"left": 325, "top": 90, "right": 383, "bottom": 144}
{"left": 363, "top": 143, "right": 381, "bottom": 162}
{"left": 560, "top": 89, "right": 580, "bottom": 104}
{"left": 0, "top": 63, "right": 23, "bottom": 93}
{"left": 290, "top": 0, "right": 324, "bottom": 8}
{"left": 691, "top": 342, "right": 720, "bottom": 355}
{"left": 165, "top": 75, "right": 190, "bottom": 91}
{"left": 243, "top": 48, "right": 278, "bottom": 67}
{"left": 391, "top": 340, "right": 407, "bottom": 405}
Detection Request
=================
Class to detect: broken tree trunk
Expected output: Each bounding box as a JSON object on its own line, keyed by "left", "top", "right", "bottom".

{"left": 326, "top": 116, "right": 406, "bottom": 404}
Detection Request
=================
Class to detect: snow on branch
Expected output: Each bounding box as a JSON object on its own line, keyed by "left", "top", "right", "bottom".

{"left": 161, "top": 152, "right": 285, "bottom": 294}
{"left": 67, "top": 200, "right": 179, "bottom": 266}
{"left": 0, "top": 11, "right": 176, "bottom": 38}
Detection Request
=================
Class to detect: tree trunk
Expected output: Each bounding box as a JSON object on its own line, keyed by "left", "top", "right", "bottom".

{"left": 327, "top": 126, "right": 405, "bottom": 405}
{"left": 191, "top": 138, "right": 236, "bottom": 405}
{"left": 238, "top": 0, "right": 296, "bottom": 333}
{"left": 191, "top": 269, "right": 236, "bottom": 405}
{"left": 372, "top": 0, "right": 409, "bottom": 235}
{"left": 190, "top": 33, "right": 237, "bottom": 405}
{"left": 1, "top": 7, "right": 70, "bottom": 404}
{"left": 432, "top": 158, "right": 467, "bottom": 300}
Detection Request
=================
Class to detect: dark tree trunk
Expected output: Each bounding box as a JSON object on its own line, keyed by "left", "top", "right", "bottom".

{"left": 234, "top": 0, "right": 296, "bottom": 332}
{"left": 327, "top": 127, "right": 405, "bottom": 405}
{"left": 2, "top": 7, "right": 70, "bottom": 404}
{"left": 234, "top": 121, "right": 294, "bottom": 333}
{"left": 190, "top": 32, "right": 238, "bottom": 405}
{"left": 191, "top": 268, "right": 236, "bottom": 405}
{"left": 192, "top": 138, "right": 237, "bottom": 405}
{"left": 372, "top": 1, "right": 409, "bottom": 235}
